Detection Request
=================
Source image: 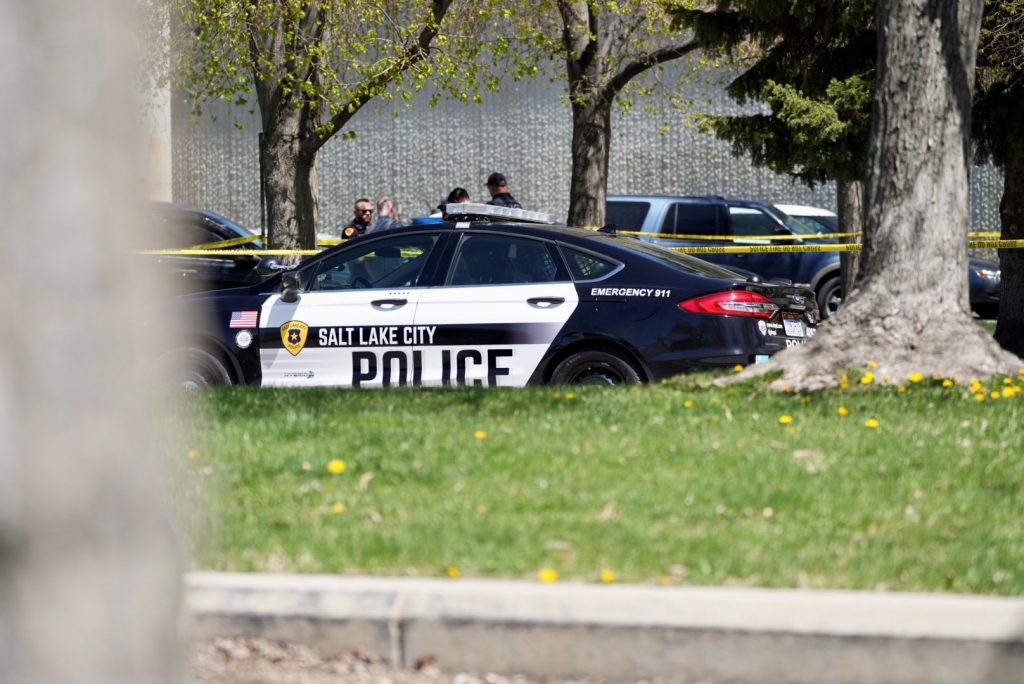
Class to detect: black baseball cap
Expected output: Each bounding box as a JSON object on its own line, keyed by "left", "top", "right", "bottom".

{"left": 485, "top": 172, "right": 507, "bottom": 187}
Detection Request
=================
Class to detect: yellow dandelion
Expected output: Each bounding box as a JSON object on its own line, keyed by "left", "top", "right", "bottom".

{"left": 446, "top": 566, "right": 461, "bottom": 578}
{"left": 330, "top": 503, "right": 346, "bottom": 514}
{"left": 990, "top": 391, "right": 1000, "bottom": 399}
{"left": 778, "top": 415, "right": 793, "bottom": 425}
{"left": 907, "top": 373, "right": 924, "bottom": 383}
{"left": 683, "top": 400, "right": 694, "bottom": 409}
{"left": 565, "top": 392, "right": 576, "bottom": 400}
{"left": 1002, "top": 387, "right": 1015, "bottom": 398}
{"left": 837, "top": 406, "right": 849, "bottom": 416}
{"left": 1004, "top": 378, "right": 1013, "bottom": 385}
{"left": 942, "top": 379, "right": 954, "bottom": 388}
{"left": 932, "top": 374, "right": 942, "bottom": 381}
{"left": 861, "top": 371, "right": 874, "bottom": 385}
{"left": 867, "top": 361, "right": 878, "bottom": 368}
{"left": 882, "top": 375, "right": 891, "bottom": 382}
{"left": 734, "top": 364, "right": 744, "bottom": 372}
{"left": 327, "top": 459, "right": 347, "bottom": 475}
{"left": 865, "top": 418, "right": 880, "bottom": 429}
{"left": 187, "top": 448, "right": 200, "bottom": 460}
{"left": 474, "top": 430, "right": 488, "bottom": 440}
{"left": 599, "top": 569, "right": 617, "bottom": 583}
{"left": 538, "top": 567, "right": 559, "bottom": 584}
{"left": 839, "top": 374, "right": 850, "bottom": 389}
{"left": 898, "top": 386, "right": 907, "bottom": 394}
{"left": 974, "top": 393, "right": 985, "bottom": 402}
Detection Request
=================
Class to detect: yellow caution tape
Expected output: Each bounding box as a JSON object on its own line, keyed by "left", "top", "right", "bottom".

{"left": 968, "top": 231, "right": 1001, "bottom": 238}
{"left": 188, "top": 235, "right": 261, "bottom": 250}
{"left": 968, "top": 239, "right": 1024, "bottom": 249}
{"left": 619, "top": 230, "right": 863, "bottom": 241}
{"left": 318, "top": 238, "right": 343, "bottom": 247}
{"left": 669, "top": 243, "right": 865, "bottom": 255}
{"left": 141, "top": 249, "right": 321, "bottom": 256}
{"left": 669, "top": 239, "right": 1024, "bottom": 254}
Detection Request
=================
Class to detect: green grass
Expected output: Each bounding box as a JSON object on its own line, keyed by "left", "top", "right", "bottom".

{"left": 183, "top": 372, "right": 1024, "bottom": 595}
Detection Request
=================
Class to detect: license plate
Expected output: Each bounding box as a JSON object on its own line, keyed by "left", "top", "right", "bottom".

{"left": 783, "top": 314, "right": 804, "bottom": 338}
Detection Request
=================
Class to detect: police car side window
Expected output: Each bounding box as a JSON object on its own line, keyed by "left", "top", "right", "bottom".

{"left": 308, "top": 234, "right": 439, "bottom": 291}
{"left": 448, "top": 234, "right": 563, "bottom": 286}
{"left": 560, "top": 246, "right": 618, "bottom": 281}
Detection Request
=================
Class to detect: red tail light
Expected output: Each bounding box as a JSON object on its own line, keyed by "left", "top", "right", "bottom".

{"left": 679, "top": 291, "right": 779, "bottom": 318}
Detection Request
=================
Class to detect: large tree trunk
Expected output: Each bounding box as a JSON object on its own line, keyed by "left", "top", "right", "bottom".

{"left": 261, "top": 109, "right": 320, "bottom": 252}
{"left": 994, "top": 133, "right": 1024, "bottom": 357}
{"left": 735, "top": 0, "right": 1020, "bottom": 389}
{"left": 566, "top": 97, "right": 612, "bottom": 228}
{"left": 836, "top": 179, "right": 864, "bottom": 302}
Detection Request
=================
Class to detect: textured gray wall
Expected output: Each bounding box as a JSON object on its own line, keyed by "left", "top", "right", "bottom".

{"left": 171, "top": 66, "right": 1003, "bottom": 233}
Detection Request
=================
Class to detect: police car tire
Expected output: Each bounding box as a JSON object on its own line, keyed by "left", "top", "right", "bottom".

{"left": 168, "top": 348, "right": 233, "bottom": 388}
{"left": 550, "top": 350, "right": 642, "bottom": 386}
{"left": 816, "top": 276, "right": 842, "bottom": 319}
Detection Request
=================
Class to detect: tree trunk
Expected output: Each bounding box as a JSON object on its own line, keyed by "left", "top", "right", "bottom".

{"left": 732, "top": 0, "right": 1020, "bottom": 389}
{"left": 836, "top": 178, "right": 864, "bottom": 302}
{"left": 994, "top": 132, "right": 1024, "bottom": 357}
{"left": 566, "top": 97, "right": 612, "bottom": 229}
{"left": 261, "top": 113, "right": 319, "bottom": 252}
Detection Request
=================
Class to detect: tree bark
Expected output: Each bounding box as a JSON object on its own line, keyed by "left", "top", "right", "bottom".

{"left": 994, "top": 132, "right": 1024, "bottom": 357}
{"left": 731, "top": 0, "right": 1021, "bottom": 389}
{"left": 567, "top": 96, "right": 612, "bottom": 229}
{"left": 836, "top": 178, "right": 864, "bottom": 303}
{"left": 261, "top": 120, "right": 319, "bottom": 252}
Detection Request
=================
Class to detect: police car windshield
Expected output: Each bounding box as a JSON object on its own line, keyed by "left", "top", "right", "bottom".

{"left": 611, "top": 237, "right": 747, "bottom": 280}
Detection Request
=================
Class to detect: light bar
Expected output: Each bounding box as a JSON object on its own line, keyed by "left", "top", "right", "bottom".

{"left": 441, "top": 202, "right": 555, "bottom": 224}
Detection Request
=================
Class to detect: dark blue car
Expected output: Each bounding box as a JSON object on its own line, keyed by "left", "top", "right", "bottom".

{"left": 607, "top": 195, "right": 1000, "bottom": 319}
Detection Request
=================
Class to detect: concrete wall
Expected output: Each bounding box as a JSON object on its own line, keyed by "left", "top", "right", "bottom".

{"left": 170, "top": 66, "right": 1004, "bottom": 234}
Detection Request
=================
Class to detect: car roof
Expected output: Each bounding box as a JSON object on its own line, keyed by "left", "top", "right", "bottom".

{"left": 774, "top": 204, "right": 837, "bottom": 218}
{"left": 607, "top": 194, "right": 780, "bottom": 211}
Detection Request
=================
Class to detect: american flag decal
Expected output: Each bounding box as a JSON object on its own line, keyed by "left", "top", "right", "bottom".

{"left": 229, "top": 310, "right": 258, "bottom": 329}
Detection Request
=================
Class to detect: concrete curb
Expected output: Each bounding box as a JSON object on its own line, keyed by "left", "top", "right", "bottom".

{"left": 186, "top": 572, "right": 1024, "bottom": 683}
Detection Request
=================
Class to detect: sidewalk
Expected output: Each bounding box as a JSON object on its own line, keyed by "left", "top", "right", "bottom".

{"left": 186, "top": 572, "right": 1024, "bottom": 684}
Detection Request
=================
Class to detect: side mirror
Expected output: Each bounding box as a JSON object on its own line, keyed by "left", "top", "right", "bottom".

{"left": 281, "top": 271, "right": 302, "bottom": 303}
{"left": 256, "top": 257, "right": 288, "bottom": 276}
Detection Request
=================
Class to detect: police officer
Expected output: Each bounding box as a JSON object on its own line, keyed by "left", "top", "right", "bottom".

{"left": 484, "top": 172, "right": 522, "bottom": 208}
{"left": 340, "top": 198, "right": 374, "bottom": 238}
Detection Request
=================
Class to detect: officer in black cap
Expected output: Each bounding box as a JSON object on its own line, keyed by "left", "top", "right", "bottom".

{"left": 484, "top": 172, "right": 522, "bottom": 208}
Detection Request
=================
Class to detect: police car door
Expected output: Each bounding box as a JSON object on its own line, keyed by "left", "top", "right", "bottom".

{"left": 413, "top": 233, "right": 578, "bottom": 387}
{"left": 259, "top": 233, "right": 441, "bottom": 387}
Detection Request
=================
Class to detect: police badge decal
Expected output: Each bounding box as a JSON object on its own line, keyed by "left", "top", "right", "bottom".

{"left": 280, "top": 320, "right": 309, "bottom": 356}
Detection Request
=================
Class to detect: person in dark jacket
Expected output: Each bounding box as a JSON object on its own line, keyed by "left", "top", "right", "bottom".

{"left": 339, "top": 198, "right": 374, "bottom": 238}
{"left": 484, "top": 172, "right": 522, "bottom": 208}
{"left": 366, "top": 196, "right": 404, "bottom": 234}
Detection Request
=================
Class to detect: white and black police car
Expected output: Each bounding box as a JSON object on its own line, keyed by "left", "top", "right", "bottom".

{"left": 166, "top": 204, "right": 818, "bottom": 387}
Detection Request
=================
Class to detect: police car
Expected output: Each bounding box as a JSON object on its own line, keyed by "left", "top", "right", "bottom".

{"left": 166, "top": 204, "right": 818, "bottom": 387}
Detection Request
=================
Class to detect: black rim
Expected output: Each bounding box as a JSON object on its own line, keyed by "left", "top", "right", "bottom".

{"left": 569, "top": 364, "right": 622, "bottom": 385}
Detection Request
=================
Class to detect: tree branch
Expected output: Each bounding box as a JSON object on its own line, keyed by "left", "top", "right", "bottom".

{"left": 606, "top": 38, "right": 701, "bottom": 99}
{"left": 305, "top": 0, "right": 454, "bottom": 156}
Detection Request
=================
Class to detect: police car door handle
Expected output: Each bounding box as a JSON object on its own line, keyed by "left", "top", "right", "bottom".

{"left": 527, "top": 296, "right": 565, "bottom": 308}
{"left": 371, "top": 298, "right": 408, "bottom": 310}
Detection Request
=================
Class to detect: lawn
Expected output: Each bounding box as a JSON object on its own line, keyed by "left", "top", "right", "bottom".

{"left": 182, "top": 369, "right": 1024, "bottom": 595}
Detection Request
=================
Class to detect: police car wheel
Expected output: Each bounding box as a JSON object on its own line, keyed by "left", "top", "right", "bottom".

{"left": 816, "top": 276, "right": 842, "bottom": 319}
{"left": 165, "top": 348, "right": 233, "bottom": 388}
{"left": 550, "top": 350, "right": 642, "bottom": 386}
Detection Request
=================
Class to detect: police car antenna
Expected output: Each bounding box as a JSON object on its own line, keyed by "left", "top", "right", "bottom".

{"left": 442, "top": 203, "right": 554, "bottom": 225}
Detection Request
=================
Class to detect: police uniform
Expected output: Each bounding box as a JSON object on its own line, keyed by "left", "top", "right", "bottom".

{"left": 487, "top": 192, "right": 522, "bottom": 209}
{"left": 341, "top": 219, "right": 370, "bottom": 239}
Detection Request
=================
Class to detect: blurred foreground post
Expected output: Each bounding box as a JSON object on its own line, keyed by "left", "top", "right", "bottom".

{"left": 0, "top": 1, "right": 182, "bottom": 683}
